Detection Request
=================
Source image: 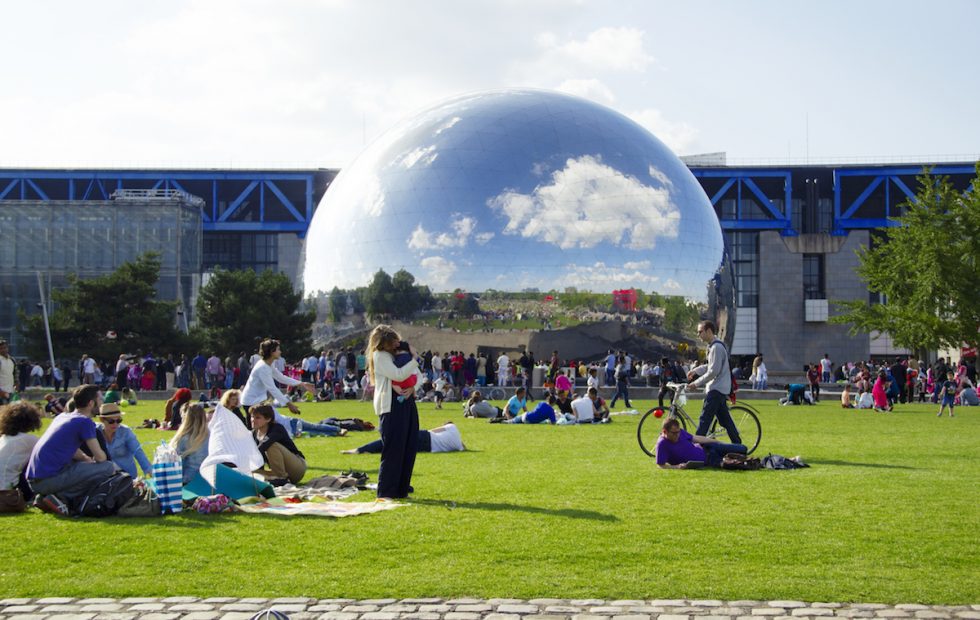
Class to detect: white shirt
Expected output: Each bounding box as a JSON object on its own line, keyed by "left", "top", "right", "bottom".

{"left": 432, "top": 356, "right": 442, "bottom": 371}
{"left": 434, "top": 377, "right": 447, "bottom": 393}
{"left": 571, "top": 397, "right": 595, "bottom": 423}
{"left": 31, "top": 365, "right": 43, "bottom": 378}
{"left": 0, "top": 433, "right": 38, "bottom": 489}
{"left": 0, "top": 355, "right": 14, "bottom": 393}
{"left": 587, "top": 375, "right": 598, "bottom": 390}
{"left": 116, "top": 358, "right": 128, "bottom": 373}
{"left": 371, "top": 350, "right": 420, "bottom": 416}
{"left": 240, "top": 359, "right": 302, "bottom": 407}
{"left": 428, "top": 424, "right": 463, "bottom": 453}
{"left": 856, "top": 392, "right": 874, "bottom": 409}
{"left": 821, "top": 358, "right": 832, "bottom": 372}
{"left": 82, "top": 357, "right": 96, "bottom": 374}
{"left": 496, "top": 354, "right": 510, "bottom": 371}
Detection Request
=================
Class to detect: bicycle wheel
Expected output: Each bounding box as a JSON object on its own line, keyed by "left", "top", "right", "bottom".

{"left": 708, "top": 404, "right": 761, "bottom": 454}
{"left": 637, "top": 407, "right": 687, "bottom": 457}
{"left": 488, "top": 387, "right": 506, "bottom": 401}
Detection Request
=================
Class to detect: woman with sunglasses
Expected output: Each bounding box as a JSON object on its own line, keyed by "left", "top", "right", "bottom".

{"left": 96, "top": 402, "right": 151, "bottom": 479}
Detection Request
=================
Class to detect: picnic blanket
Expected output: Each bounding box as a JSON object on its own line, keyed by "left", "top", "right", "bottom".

{"left": 236, "top": 497, "right": 407, "bottom": 518}
{"left": 272, "top": 483, "right": 359, "bottom": 501}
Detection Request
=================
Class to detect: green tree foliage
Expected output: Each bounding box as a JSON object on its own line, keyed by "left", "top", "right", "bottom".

{"left": 450, "top": 289, "right": 480, "bottom": 315}
{"left": 328, "top": 286, "right": 346, "bottom": 323}
{"left": 18, "top": 253, "right": 184, "bottom": 361}
{"left": 361, "top": 269, "right": 432, "bottom": 319}
{"left": 832, "top": 165, "right": 980, "bottom": 357}
{"left": 663, "top": 296, "right": 700, "bottom": 334}
{"left": 196, "top": 268, "right": 314, "bottom": 357}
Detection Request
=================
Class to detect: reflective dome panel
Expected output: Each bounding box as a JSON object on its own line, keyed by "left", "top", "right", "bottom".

{"left": 304, "top": 89, "right": 725, "bottom": 306}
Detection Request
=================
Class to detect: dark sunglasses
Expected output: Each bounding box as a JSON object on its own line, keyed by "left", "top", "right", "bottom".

{"left": 101, "top": 417, "right": 123, "bottom": 425}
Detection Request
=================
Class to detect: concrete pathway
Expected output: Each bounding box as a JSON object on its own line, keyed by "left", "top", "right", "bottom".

{"left": 1, "top": 598, "right": 978, "bottom": 620}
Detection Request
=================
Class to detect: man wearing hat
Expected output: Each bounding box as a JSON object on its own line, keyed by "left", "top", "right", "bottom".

{"left": 97, "top": 402, "right": 151, "bottom": 479}
{"left": 26, "top": 384, "right": 119, "bottom": 514}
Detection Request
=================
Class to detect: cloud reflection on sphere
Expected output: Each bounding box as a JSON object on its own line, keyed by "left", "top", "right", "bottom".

{"left": 303, "top": 89, "right": 726, "bottom": 309}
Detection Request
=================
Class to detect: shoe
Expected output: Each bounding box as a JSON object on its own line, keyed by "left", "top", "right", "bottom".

{"left": 35, "top": 494, "right": 69, "bottom": 516}
{"left": 338, "top": 428, "right": 348, "bottom": 437}
{"left": 268, "top": 478, "right": 290, "bottom": 487}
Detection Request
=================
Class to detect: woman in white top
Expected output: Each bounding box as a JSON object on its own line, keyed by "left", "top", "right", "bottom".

{"left": 0, "top": 402, "right": 43, "bottom": 511}
{"left": 240, "top": 339, "right": 314, "bottom": 415}
{"left": 366, "top": 324, "right": 421, "bottom": 500}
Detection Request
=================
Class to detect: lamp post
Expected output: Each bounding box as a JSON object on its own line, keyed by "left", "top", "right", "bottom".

{"left": 35, "top": 271, "right": 56, "bottom": 375}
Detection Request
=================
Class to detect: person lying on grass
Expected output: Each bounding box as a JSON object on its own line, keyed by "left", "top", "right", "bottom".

{"left": 492, "top": 394, "right": 558, "bottom": 424}
{"left": 655, "top": 417, "right": 747, "bottom": 469}
{"left": 341, "top": 422, "right": 464, "bottom": 454}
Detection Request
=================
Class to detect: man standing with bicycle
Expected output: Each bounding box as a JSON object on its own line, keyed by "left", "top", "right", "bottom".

{"left": 687, "top": 320, "right": 741, "bottom": 444}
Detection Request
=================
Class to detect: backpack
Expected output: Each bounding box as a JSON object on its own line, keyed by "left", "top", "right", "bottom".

{"left": 69, "top": 470, "right": 136, "bottom": 517}
{"left": 720, "top": 452, "right": 761, "bottom": 470}
{"left": 762, "top": 454, "right": 810, "bottom": 470}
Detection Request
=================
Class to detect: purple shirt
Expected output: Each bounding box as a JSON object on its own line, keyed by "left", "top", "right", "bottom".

{"left": 655, "top": 429, "right": 706, "bottom": 466}
{"left": 26, "top": 412, "right": 97, "bottom": 480}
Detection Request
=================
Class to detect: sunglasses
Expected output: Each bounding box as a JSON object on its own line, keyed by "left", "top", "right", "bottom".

{"left": 101, "top": 417, "right": 123, "bottom": 425}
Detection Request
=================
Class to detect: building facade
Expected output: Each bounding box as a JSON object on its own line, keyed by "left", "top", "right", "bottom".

{"left": 1, "top": 162, "right": 975, "bottom": 373}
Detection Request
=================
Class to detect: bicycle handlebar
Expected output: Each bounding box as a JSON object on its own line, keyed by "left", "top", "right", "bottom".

{"left": 666, "top": 381, "right": 688, "bottom": 391}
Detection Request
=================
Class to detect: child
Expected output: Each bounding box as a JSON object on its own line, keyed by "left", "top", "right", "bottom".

{"left": 432, "top": 373, "right": 448, "bottom": 409}
{"left": 840, "top": 383, "right": 853, "bottom": 409}
{"left": 856, "top": 387, "right": 874, "bottom": 409}
{"left": 391, "top": 340, "right": 418, "bottom": 403}
{"left": 937, "top": 370, "right": 957, "bottom": 417}
{"left": 872, "top": 370, "right": 892, "bottom": 412}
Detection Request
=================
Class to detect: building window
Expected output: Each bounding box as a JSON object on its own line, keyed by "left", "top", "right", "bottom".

{"left": 724, "top": 231, "right": 759, "bottom": 308}
{"left": 803, "top": 254, "right": 825, "bottom": 299}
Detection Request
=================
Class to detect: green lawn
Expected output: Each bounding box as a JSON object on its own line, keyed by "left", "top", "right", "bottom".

{"left": 3, "top": 397, "right": 978, "bottom": 603}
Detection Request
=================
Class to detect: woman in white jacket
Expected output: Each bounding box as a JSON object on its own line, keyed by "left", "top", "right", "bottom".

{"left": 366, "top": 325, "right": 421, "bottom": 500}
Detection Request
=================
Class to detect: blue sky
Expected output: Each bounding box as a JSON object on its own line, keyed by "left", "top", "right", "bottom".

{"left": 1, "top": 0, "right": 977, "bottom": 168}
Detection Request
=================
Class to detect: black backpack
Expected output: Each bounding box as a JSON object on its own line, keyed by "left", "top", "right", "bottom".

{"left": 69, "top": 470, "right": 136, "bottom": 517}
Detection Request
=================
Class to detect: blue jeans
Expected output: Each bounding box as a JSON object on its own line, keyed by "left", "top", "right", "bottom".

{"left": 702, "top": 442, "right": 747, "bottom": 467}
{"left": 29, "top": 460, "right": 120, "bottom": 501}
{"left": 610, "top": 383, "right": 631, "bottom": 408}
{"left": 288, "top": 417, "right": 341, "bottom": 437}
{"left": 696, "top": 390, "right": 742, "bottom": 444}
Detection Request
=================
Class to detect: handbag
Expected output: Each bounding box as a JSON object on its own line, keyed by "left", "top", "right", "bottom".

{"left": 0, "top": 488, "right": 26, "bottom": 513}
{"left": 152, "top": 441, "right": 184, "bottom": 514}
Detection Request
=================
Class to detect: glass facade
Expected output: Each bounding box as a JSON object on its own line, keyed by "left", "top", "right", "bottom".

{"left": 0, "top": 194, "right": 202, "bottom": 355}
{"left": 725, "top": 231, "right": 759, "bottom": 308}
{"left": 203, "top": 233, "right": 279, "bottom": 272}
{"left": 803, "top": 254, "right": 826, "bottom": 299}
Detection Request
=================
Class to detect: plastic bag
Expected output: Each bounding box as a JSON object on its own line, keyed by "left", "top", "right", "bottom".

{"left": 152, "top": 441, "right": 183, "bottom": 514}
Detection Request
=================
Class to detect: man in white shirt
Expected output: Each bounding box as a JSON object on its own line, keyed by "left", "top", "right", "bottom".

{"left": 820, "top": 354, "right": 832, "bottom": 383}
{"left": 81, "top": 355, "right": 96, "bottom": 385}
{"left": 571, "top": 393, "right": 596, "bottom": 423}
{"left": 0, "top": 340, "right": 15, "bottom": 403}
{"left": 496, "top": 353, "right": 510, "bottom": 386}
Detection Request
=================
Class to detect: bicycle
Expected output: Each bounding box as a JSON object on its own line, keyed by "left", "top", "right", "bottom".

{"left": 637, "top": 382, "right": 761, "bottom": 457}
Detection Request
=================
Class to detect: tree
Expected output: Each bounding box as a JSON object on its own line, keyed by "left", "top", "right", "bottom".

{"left": 328, "top": 286, "right": 346, "bottom": 323}
{"left": 363, "top": 269, "right": 395, "bottom": 319}
{"left": 361, "top": 268, "right": 433, "bottom": 319}
{"left": 18, "top": 252, "right": 185, "bottom": 361}
{"left": 663, "top": 296, "right": 699, "bottom": 335}
{"left": 832, "top": 165, "right": 980, "bottom": 360}
{"left": 196, "top": 268, "right": 314, "bottom": 357}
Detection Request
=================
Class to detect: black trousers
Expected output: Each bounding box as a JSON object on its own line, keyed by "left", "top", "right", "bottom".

{"left": 377, "top": 394, "right": 419, "bottom": 499}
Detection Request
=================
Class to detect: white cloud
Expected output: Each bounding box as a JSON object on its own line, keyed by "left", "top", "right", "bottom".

{"left": 487, "top": 155, "right": 680, "bottom": 250}
{"left": 664, "top": 278, "right": 682, "bottom": 291}
{"left": 629, "top": 108, "right": 699, "bottom": 154}
{"left": 407, "top": 215, "right": 478, "bottom": 250}
{"left": 556, "top": 78, "right": 616, "bottom": 105}
{"left": 399, "top": 145, "right": 438, "bottom": 169}
{"left": 648, "top": 165, "right": 674, "bottom": 188}
{"left": 420, "top": 256, "right": 456, "bottom": 288}
{"left": 623, "top": 260, "right": 651, "bottom": 270}
{"left": 434, "top": 116, "right": 462, "bottom": 135}
{"left": 475, "top": 232, "right": 495, "bottom": 245}
{"left": 545, "top": 27, "right": 654, "bottom": 72}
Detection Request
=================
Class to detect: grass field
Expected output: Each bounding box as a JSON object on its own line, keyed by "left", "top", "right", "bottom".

{"left": 3, "top": 396, "right": 978, "bottom": 603}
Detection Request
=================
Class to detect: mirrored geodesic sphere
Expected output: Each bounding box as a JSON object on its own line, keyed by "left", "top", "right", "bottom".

{"left": 304, "top": 88, "right": 728, "bottom": 324}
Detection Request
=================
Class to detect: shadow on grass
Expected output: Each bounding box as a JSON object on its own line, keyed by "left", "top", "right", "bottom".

{"left": 409, "top": 497, "right": 619, "bottom": 522}
{"left": 806, "top": 458, "right": 918, "bottom": 470}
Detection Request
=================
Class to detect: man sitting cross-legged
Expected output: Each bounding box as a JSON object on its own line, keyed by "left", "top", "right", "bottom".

{"left": 655, "top": 417, "right": 747, "bottom": 469}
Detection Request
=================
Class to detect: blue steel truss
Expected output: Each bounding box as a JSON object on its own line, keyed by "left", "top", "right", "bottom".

{"left": 689, "top": 168, "right": 795, "bottom": 235}
{"left": 0, "top": 169, "right": 333, "bottom": 235}
{"left": 832, "top": 164, "right": 977, "bottom": 234}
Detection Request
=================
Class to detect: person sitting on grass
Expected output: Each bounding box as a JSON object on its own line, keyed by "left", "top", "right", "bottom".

{"left": 25, "top": 384, "right": 118, "bottom": 515}
{"left": 463, "top": 390, "right": 500, "bottom": 419}
{"left": 97, "top": 403, "right": 151, "bottom": 479}
{"left": 937, "top": 370, "right": 957, "bottom": 418}
{"left": 872, "top": 370, "right": 893, "bottom": 412}
{"left": 494, "top": 394, "right": 558, "bottom": 424}
{"left": 840, "top": 383, "right": 854, "bottom": 409}
{"left": 219, "top": 389, "right": 249, "bottom": 429}
{"left": 43, "top": 393, "right": 67, "bottom": 416}
{"left": 498, "top": 386, "right": 529, "bottom": 420}
{"left": 342, "top": 421, "right": 465, "bottom": 454}
{"left": 655, "top": 417, "right": 747, "bottom": 469}
{"left": 250, "top": 404, "right": 306, "bottom": 486}
{"left": 170, "top": 403, "right": 210, "bottom": 484}
{"left": 0, "top": 401, "right": 43, "bottom": 511}
{"left": 164, "top": 387, "right": 193, "bottom": 430}
{"left": 856, "top": 386, "right": 874, "bottom": 409}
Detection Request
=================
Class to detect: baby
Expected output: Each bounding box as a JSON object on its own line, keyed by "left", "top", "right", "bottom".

{"left": 392, "top": 340, "right": 418, "bottom": 402}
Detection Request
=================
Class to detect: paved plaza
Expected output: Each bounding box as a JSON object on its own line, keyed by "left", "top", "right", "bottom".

{"left": 1, "top": 598, "right": 978, "bottom": 620}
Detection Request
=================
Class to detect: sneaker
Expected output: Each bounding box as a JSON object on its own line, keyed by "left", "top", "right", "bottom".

{"left": 35, "top": 494, "right": 69, "bottom": 516}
